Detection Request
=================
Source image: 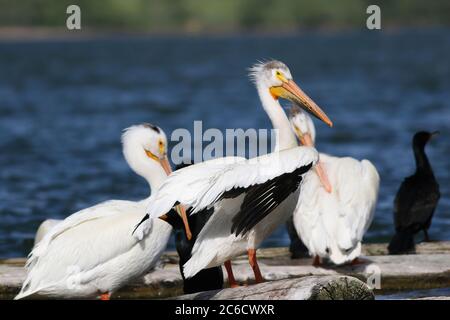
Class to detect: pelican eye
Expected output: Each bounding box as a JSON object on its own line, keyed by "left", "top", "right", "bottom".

{"left": 158, "top": 140, "right": 165, "bottom": 155}
{"left": 275, "top": 70, "right": 286, "bottom": 82}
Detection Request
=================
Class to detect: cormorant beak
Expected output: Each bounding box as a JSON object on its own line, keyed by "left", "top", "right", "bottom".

{"left": 430, "top": 131, "right": 440, "bottom": 139}
{"left": 270, "top": 79, "right": 333, "bottom": 127}
{"left": 158, "top": 214, "right": 168, "bottom": 222}
{"left": 292, "top": 126, "right": 332, "bottom": 193}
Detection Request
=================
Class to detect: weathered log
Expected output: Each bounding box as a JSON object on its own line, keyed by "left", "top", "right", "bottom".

{"left": 217, "top": 242, "right": 450, "bottom": 261}
{"left": 2, "top": 243, "right": 450, "bottom": 299}
{"left": 172, "top": 276, "right": 374, "bottom": 300}
{"left": 412, "top": 296, "right": 450, "bottom": 300}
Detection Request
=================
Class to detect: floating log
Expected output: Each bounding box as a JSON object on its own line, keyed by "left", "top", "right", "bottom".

{"left": 413, "top": 296, "right": 450, "bottom": 300}
{"left": 1, "top": 242, "right": 449, "bottom": 299}
{"left": 172, "top": 276, "right": 374, "bottom": 300}
{"left": 223, "top": 241, "right": 450, "bottom": 260}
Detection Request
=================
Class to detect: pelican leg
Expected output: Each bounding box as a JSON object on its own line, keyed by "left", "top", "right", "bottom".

{"left": 100, "top": 293, "right": 110, "bottom": 300}
{"left": 248, "top": 249, "right": 264, "bottom": 283}
{"left": 224, "top": 260, "right": 239, "bottom": 288}
{"left": 312, "top": 255, "right": 321, "bottom": 267}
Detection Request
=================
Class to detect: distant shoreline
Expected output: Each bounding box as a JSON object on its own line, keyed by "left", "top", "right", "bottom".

{"left": 0, "top": 26, "right": 447, "bottom": 42}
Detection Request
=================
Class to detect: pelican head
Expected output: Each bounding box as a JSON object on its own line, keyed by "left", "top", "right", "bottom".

{"left": 249, "top": 60, "right": 333, "bottom": 127}
{"left": 122, "top": 123, "right": 192, "bottom": 240}
{"left": 289, "top": 104, "right": 317, "bottom": 144}
{"left": 122, "top": 123, "right": 172, "bottom": 176}
{"left": 289, "top": 105, "right": 332, "bottom": 193}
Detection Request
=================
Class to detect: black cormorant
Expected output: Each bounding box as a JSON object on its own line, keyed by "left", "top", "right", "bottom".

{"left": 286, "top": 217, "right": 309, "bottom": 258}
{"left": 163, "top": 207, "right": 224, "bottom": 293}
{"left": 388, "top": 131, "right": 440, "bottom": 254}
{"left": 161, "top": 162, "right": 223, "bottom": 293}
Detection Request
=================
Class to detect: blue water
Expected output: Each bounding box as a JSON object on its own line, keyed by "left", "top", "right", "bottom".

{"left": 0, "top": 30, "right": 449, "bottom": 258}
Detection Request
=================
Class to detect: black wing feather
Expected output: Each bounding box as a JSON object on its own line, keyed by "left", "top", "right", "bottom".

{"left": 231, "top": 162, "right": 313, "bottom": 236}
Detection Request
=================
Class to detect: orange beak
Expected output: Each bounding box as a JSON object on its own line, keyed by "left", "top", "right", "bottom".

{"left": 274, "top": 79, "right": 333, "bottom": 128}
{"left": 159, "top": 156, "right": 192, "bottom": 240}
{"left": 299, "top": 133, "right": 332, "bottom": 193}
{"left": 159, "top": 156, "right": 172, "bottom": 176}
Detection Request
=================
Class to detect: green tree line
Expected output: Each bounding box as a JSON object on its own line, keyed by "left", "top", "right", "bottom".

{"left": 0, "top": 0, "right": 449, "bottom": 31}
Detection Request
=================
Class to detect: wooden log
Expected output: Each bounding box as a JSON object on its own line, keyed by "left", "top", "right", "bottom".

{"left": 172, "top": 276, "right": 374, "bottom": 300}
{"left": 158, "top": 241, "right": 450, "bottom": 265}
{"left": 218, "top": 241, "right": 450, "bottom": 261}
{"left": 1, "top": 243, "right": 450, "bottom": 299}
{"left": 361, "top": 241, "right": 450, "bottom": 256}
{"left": 412, "top": 296, "right": 450, "bottom": 300}
{"left": 0, "top": 258, "right": 25, "bottom": 299}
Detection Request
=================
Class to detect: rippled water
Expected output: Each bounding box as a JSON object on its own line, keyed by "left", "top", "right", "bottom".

{"left": 0, "top": 30, "right": 449, "bottom": 258}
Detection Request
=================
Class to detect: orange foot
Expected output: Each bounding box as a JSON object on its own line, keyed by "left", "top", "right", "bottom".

{"left": 224, "top": 260, "right": 240, "bottom": 288}
{"left": 248, "top": 249, "right": 264, "bottom": 284}
{"left": 100, "top": 293, "right": 111, "bottom": 300}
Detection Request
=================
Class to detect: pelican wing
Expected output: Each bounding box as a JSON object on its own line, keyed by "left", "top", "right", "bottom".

{"left": 335, "top": 158, "right": 379, "bottom": 243}
{"left": 17, "top": 200, "right": 151, "bottom": 299}
{"left": 27, "top": 200, "right": 150, "bottom": 269}
{"left": 231, "top": 162, "right": 312, "bottom": 236}
{"left": 294, "top": 155, "right": 379, "bottom": 264}
{"left": 136, "top": 147, "right": 318, "bottom": 239}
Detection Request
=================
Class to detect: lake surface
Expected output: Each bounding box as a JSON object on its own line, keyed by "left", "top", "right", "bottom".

{"left": 0, "top": 29, "right": 449, "bottom": 258}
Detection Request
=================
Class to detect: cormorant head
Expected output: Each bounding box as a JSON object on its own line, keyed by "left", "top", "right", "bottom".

{"left": 413, "top": 131, "right": 439, "bottom": 148}
{"left": 160, "top": 209, "right": 185, "bottom": 229}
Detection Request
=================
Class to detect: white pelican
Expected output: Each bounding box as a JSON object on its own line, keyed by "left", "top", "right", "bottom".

{"left": 134, "top": 60, "right": 333, "bottom": 285}
{"left": 34, "top": 219, "right": 60, "bottom": 245}
{"left": 15, "top": 124, "right": 184, "bottom": 299}
{"left": 289, "top": 106, "right": 380, "bottom": 265}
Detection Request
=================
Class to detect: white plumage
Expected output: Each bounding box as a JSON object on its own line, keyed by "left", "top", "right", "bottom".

{"left": 290, "top": 107, "right": 380, "bottom": 265}
{"left": 141, "top": 147, "right": 318, "bottom": 278}
{"left": 16, "top": 124, "right": 173, "bottom": 299}
{"left": 145, "top": 148, "right": 318, "bottom": 220}
{"left": 135, "top": 60, "right": 332, "bottom": 283}
{"left": 34, "top": 219, "right": 60, "bottom": 245}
